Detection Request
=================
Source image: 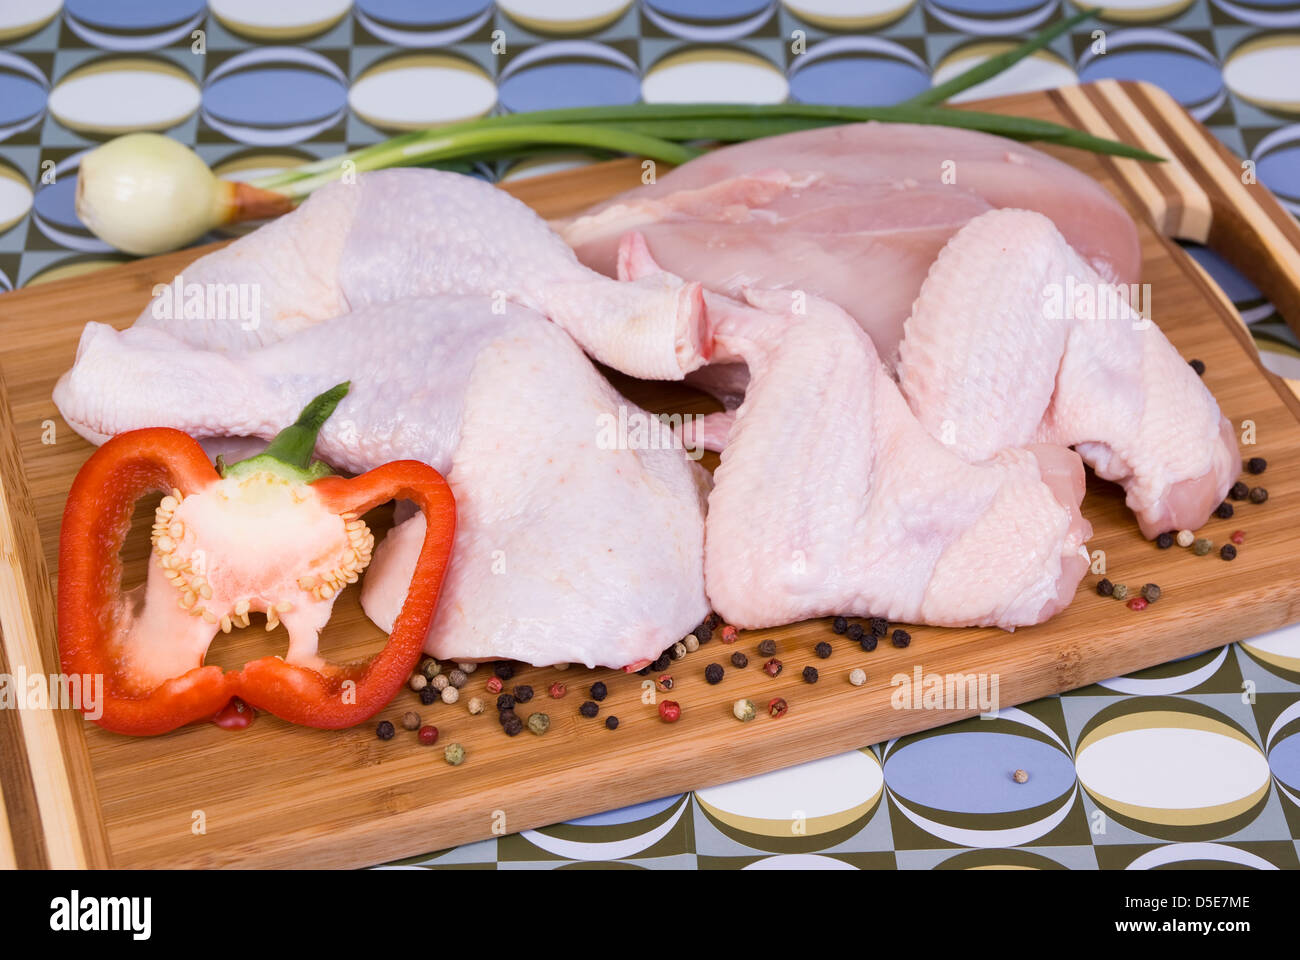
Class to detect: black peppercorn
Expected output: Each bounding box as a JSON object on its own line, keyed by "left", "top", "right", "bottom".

{"left": 1220, "top": 544, "right": 1237, "bottom": 560}
{"left": 376, "top": 720, "right": 395, "bottom": 740}
{"left": 652, "top": 653, "right": 671, "bottom": 672}
{"left": 704, "top": 663, "right": 724, "bottom": 685}
{"left": 731, "top": 652, "right": 748, "bottom": 668}
{"left": 502, "top": 714, "right": 523, "bottom": 736}
{"left": 1097, "top": 578, "right": 1114, "bottom": 597}
{"left": 513, "top": 684, "right": 534, "bottom": 704}
{"left": 1247, "top": 457, "right": 1267, "bottom": 475}
{"left": 1215, "top": 501, "right": 1234, "bottom": 519}
{"left": 419, "top": 686, "right": 437, "bottom": 706}
{"left": 590, "top": 681, "right": 607, "bottom": 702}
{"left": 892, "top": 629, "right": 911, "bottom": 648}
{"left": 870, "top": 617, "right": 888, "bottom": 637}
{"left": 1229, "top": 481, "right": 1249, "bottom": 500}
{"left": 802, "top": 666, "right": 818, "bottom": 684}
{"left": 693, "top": 623, "right": 712, "bottom": 643}
{"left": 706, "top": 612, "right": 722, "bottom": 630}
{"left": 496, "top": 693, "right": 515, "bottom": 711}
{"left": 1188, "top": 358, "right": 1205, "bottom": 376}
{"left": 757, "top": 638, "right": 777, "bottom": 657}
{"left": 494, "top": 661, "right": 515, "bottom": 681}
{"left": 815, "top": 641, "right": 832, "bottom": 659}
{"left": 860, "top": 635, "right": 878, "bottom": 652}
{"left": 579, "top": 700, "right": 598, "bottom": 718}
{"left": 637, "top": 666, "right": 650, "bottom": 676}
{"left": 1249, "top": 486, "right": 1268, "bottom": 504}
{"left": 605, "top": 716, "right": 619, "bottom": 730}
{"left": 846, "top": 622, "right": 864, "bottom": 641}
{"left": 1155, "top": 531, "right": 1174, "bottom": 549}
{"left": 831, "top": 616, "right": 848, "bottom": 634}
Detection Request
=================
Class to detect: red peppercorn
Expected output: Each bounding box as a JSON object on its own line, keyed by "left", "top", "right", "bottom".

{"left": 656, "top": 674, "right": 674, "bottom": 691}
{"left": 549, "top": 681, "right": 567, "bottom": 699}
{"left": 485, "top": 676, "right": 502, "bottom": 694}
{"left": 658, "top": 700, "right": 681, "bottom": 723}
{"left": 768, "top": 697, "right": 788, "bottom": 719}
{"left": 1230, "top": 530, "right": 1245, "bottom": 545}
{"left": 721, "top": 624, "right": 738, "bottom": 643}
{"left": 418, "top": 725, "right": 439, "bottom": 746}
{"left": 763, "top": 657, "right": 783, "bottom": 677}
{"left": 1127, "top": 597, "right": 1148, "bottom": 611}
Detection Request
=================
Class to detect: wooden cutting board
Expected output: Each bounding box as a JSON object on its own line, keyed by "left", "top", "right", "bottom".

{"left": 3, "top": 80, "right": 1300, "bottom": 870}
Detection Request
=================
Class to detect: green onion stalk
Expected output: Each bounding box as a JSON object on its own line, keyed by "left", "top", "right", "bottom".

{"left": 75, "top": 8, "right": 1157, "bottom": 257}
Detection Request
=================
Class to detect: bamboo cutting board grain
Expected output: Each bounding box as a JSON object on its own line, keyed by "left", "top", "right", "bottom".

{"left": 2, "top": 80, "right": 1300, "bottom": 869}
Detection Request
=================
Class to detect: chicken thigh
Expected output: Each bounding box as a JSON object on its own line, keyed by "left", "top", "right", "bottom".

{"left": 135, "top": 169, "right": 708, "bottom": 381}
{"left": 54, "top": 297, "right": 710, "bottom": 668}
{"left": 896, "top": 209, "right": 1237, "bottom": 538}
{"left": 561, "top": 122, "right": 1141, "bottom": 365}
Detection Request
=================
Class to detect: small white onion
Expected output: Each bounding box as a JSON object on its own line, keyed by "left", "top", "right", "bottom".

{"left": 74, "top": 133, "right": 295, "bottom": 256}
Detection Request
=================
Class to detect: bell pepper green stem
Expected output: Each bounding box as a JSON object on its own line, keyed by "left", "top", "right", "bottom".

{"left": 223, "top": 382, "right": 349, "bottom": 482}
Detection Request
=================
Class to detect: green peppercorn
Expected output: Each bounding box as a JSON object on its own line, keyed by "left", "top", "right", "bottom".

{"left": 527, "top": 712, "right": 550, "bottom": 735}
{"left": 420, "top": 658, "right": 442, "bottom": 680}
{"left": 444, "top": 743, "right": 465, "bottom": 766}
{"left": 1141, "top": 583, "right": 1161, "bottom": 602}
{"left": 1112, "top": 583, "right": 1129, "bottom": 600}
{"left": 733, "top": 698, "right": 756, "bottom": 722}
{"left": 1193, "top": 538, "right": 1213, "bottom": 556}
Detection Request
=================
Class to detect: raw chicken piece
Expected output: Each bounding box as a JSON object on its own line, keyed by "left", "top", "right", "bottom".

{"left": 896, "top": 209, "right": 1237, "bottom": 539}
{"left": 54, "top": 297, "right": 710, "bottom": 668}
{"left": 135, "top": 169, "right": 708, "bottom": 381}
{"left": 698, "top": 288, "right": 1091, "bottom": 630}
{"left": 561, "top": 122, "right": 1141, "bottom": 364}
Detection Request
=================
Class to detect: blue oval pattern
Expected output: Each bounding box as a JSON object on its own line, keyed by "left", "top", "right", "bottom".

{"left": 64, "top": 0, "right": 206, "bottom": 29}
{"left": 885, "top": 733, "right": 1075, "bottom": 814}
{"left": 204, "top": 67, "right": 348, "bottom": 127}
{"left": 790, "top": 56, "right": 929, "bottom": 105}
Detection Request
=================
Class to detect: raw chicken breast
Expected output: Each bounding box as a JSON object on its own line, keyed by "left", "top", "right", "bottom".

{"left": 561, "top": 122, "right": 1141, "bottom": 364}
{"left": 55, "top": 297, "right": 710, "bottom": 668}
{"left": 896, "top": 209, "right": 1237, "bottom": 538}
{"left": 134, "top": 169, "right": 708, "bottom": 381}
{"left": 700, "top": 288, "right": 1091, "bottom": 630}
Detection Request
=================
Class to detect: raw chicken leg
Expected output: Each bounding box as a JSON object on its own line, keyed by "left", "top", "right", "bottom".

{"left": 697, "top": 289, "right": 1092, "bottom": 630}
{"left": 561, "top": 122, "right": 1141, "bottom": 364}
{"left": 135, "top": 169, "right": 708, "bottom": 381}
{"left": 55, "top": 297, "right": 710, "bottom": 668}
{"left": 896, "top": 209, "right": 1237, "bottom": 538}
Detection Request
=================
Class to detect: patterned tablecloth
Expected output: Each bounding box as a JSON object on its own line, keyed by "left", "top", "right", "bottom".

{"left": 1, "top": 0, "right": 1298, "bottom": 870}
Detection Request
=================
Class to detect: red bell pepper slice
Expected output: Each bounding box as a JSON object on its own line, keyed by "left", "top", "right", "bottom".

{"left": 57, "top": 383, "right": 456, "bottom": 736}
